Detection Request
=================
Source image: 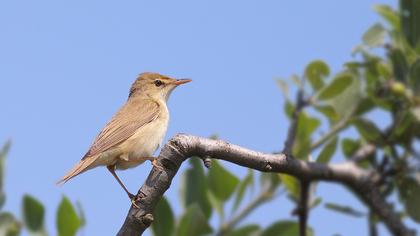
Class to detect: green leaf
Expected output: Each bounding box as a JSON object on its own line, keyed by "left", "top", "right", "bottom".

{"left": 398, "top": 177, "right": 416, "bottom": 199}
{"left": 152, "top": 197, "right": 174, "bottom": 236}
{"left": 289, "top": 74, "right": 302, "bottom": 88}
{"left": 354, "top": 98, "right": 375, "bottom": 116}
{"left": 314, "top": 105, "right": 340, "bottom": 122}
{"left": 0, "top": 193, "right": 5, "bottom": 211}
{"left": 0, "top": 141, "right": 11, "bottom": 210}
{"left": 310, "top": 197, "right": 322, "bottom": 209}
{"left": 75, "top": 201, "right": 86, "bottom": 228}
{"left": 363, "top": 23, "right": 386, "bottom": 47}
{"left": 208, "top": 160, "right": 239, "bottom": 201}
{"left": 232, "top": 169, "right": 254, "bottom": 212}
{"left": 388, "top": 48, "right": 409, "bottom": 82}
{"left": 0, "top": 141, "right": 11, "bottom": 160}
{"left": 305, "top": 60, "right": 330, "bottom": 91}
{"left": 225, "top": 224, "right": 260, "bottom": 236}
{"left": 374, "top": 4, "right": 400, "bottom": 29}
{"left": 284, "top": 100, "right": 295, "bottom": 119}
{"left": 341, "top": 138, "right": 361, "bottom": 158}
{"left": 261, "top": 221, "right": 313, "bottom": 236}
{"left": 371, "top": 97, "right": 393, "bottom": 111}
{"left": 176, "top": 204, "right": 213, "bottom": 236}
{"left": 317, "top": 74, "right": 354, "bottom": 100}
{"left": 56, "top": 196, "right": 81, "bottom": 236}
{"left": 363, "top": 56, "right": 382, "bottom": 87}
{"left": 181, "top": 158, "right": 212, "bottom": 219}
{"left": 22, "top": 195, "right": 44, "bottom": 232}
{"left": 388, "top": 111, "right": 417, "bottom": 145}
{"left": 207, "top": 191, "right": 224, "bottom": 218}
{"left": 352, "top": 118, "right": 385, "bottom": 144}
{"left": 409, "top": 58, "right": 420, "bottom": 94}
{"left": 279, "top": 174, "right": 299, "bottom": 201}
{"left": 376, "top": 61, "right": 393, "bottom": 80}
{"left": 344, "top": 61, "right": 364, "bottom": 70}
{"left": 400, "top": 0, "right": 420, "bottom": 48}
{"left": 0, "top": 212, "right": 21, "bottom": 236}
{"left": 329, "top": 75, "right": 361, "bottom": 117}
{"left": 294, "top": 112, "right": 321, "bottom": 159}
{"left": 276, "top": 79, "right": 289, "bottom": 97}
{"left": 316, "top": 137, "right": 338, "bottom": 164}
{"left": 405, "top": 188, "right": 420, "bottom": 223}
{"left": 397, "top": 177, "right": 420, "bottom": 223}
{"left": 324, "top": 202, "right": 365, "bottom": 217}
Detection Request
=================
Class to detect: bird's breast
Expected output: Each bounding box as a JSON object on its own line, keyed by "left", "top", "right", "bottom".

{"left": 117, "top": 106, "right": 169, "bottom": 168}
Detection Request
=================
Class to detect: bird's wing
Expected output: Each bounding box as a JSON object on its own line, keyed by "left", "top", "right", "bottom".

{"left": 82, "top": 99, "right": 160, "bottom": 159}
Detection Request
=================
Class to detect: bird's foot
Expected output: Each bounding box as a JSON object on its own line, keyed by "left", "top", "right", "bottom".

{"left": 150, "top": 158, "right": 164, "bottom": 171}
{"left": 128, "top": 193, "right": 140, "bottom": 209}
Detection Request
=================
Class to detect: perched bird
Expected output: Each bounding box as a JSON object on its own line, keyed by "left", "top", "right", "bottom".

{"left": 57, "top": 72, "right": 191, "bottom": 206}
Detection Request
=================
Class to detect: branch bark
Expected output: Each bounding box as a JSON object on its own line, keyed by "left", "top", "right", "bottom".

{"left": 297, "top": 181, "right": 309, "bottom": 236}
{"left": 283, "top": 89, "right": 305, "bottom": 155}
{"left": 282, "top": 89, "right": 309, "bottom": 236}
{"left": 369, "top": 211, "right": 378, "bottom": 236}
{"left": 117, "top": 134, "right": 415, "bottom": 236}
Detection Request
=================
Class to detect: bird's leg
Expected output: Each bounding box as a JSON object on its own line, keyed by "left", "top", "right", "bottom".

{"left": 106, "top": 165, "right": 139, "bottom": 208}
{"left": 144, "top": 157, "right": 163, "bottom": 171}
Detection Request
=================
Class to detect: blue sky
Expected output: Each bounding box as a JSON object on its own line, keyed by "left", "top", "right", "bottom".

{"left": 2, "top": 0, "right": 416, "bottom": 235}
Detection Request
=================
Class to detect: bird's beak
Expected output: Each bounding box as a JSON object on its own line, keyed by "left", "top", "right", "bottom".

{"left": 173, "top": 79, "right": 192, "bottom": 86}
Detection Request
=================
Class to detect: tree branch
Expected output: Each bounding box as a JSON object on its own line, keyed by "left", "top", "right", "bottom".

{"left": 117, "top": 134, "right": 415, "bottom": 236}
{"left": 283, "top": 90, "right": 305, "bottom": 155}
{"left": 297, "top": 181, "right": 310, "bottom": 236}
{"left": 283, "top": 88, "right": 309, "bottom": 236}
{"left": 369, "top": 211, "right": 378, "bottom": 236}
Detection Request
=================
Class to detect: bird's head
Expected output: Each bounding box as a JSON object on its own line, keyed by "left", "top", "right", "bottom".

{"left": 129, "top": 72, "right": 191, "bottom": 101}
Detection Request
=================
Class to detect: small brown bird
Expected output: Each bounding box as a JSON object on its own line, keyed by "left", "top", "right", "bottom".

{"left": 57, "top": 72, "right": 191, "bottom": 205}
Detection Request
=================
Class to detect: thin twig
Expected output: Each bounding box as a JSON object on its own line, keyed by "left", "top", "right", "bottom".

{"left": 310, "top": 118, "right": 349, "bottom": 151}
{"left": 350, "top": 144, "right": 376, "bottom": 162}
{"left": 310, "top": 102, "right": 360, "bottom": 151}
{"left": 217, "top": 185, "right": 276, "bottom": 235}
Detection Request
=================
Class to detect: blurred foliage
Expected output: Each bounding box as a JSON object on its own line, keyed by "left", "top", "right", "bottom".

{"left": 149, "top": 1, "right": 420, "bottom": 235}
{"left": 0, "top": 142, "right": 84, "bottom": 236}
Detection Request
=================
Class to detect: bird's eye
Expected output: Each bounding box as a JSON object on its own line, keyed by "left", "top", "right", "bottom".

{"left": 154, "top": 80, "right": 163, "bottom": 87}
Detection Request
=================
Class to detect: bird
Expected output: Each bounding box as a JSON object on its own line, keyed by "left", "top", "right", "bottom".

{"left": 57, "top": 72, "right": 191, "bottom": 206}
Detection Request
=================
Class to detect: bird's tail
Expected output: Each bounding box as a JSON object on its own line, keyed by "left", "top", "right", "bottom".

{"left": 56, "top": 157, "right": 96, "bottom": 185}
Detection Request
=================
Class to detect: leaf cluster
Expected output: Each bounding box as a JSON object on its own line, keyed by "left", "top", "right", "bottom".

{"left": 276, "top": 0, "right": 420, "bottom": 226}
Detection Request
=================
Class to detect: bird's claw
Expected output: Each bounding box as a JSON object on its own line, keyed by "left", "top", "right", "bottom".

{"left": 150, "top": 158, "right": 164, "bottom": 171}
{"left": 128, "top": 193, "right": 140, "bottom": 209}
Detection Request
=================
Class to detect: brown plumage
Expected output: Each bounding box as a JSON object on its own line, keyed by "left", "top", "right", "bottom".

{"left": 57, "top": 72, "right": 191, "bottom": 204}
